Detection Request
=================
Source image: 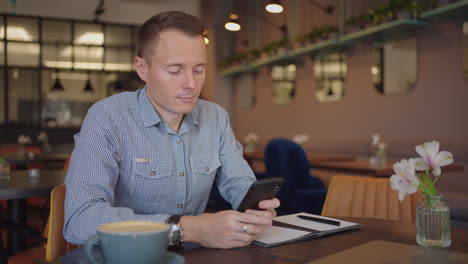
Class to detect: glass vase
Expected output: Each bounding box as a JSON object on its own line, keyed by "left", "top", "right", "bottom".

{"left": 416, "top": 194, "right": 451, "bottom": 248}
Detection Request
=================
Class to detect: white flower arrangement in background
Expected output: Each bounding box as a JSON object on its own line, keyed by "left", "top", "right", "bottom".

{"left": 37, "top": 131, "right": 52, "bottom": 152}
{"left": 37, "top": 131, "right": 48, "bottom": 143}
{"left": 371, "top": 133, "right": 381, "bottom": 146}
{"left": 17, "top": 135, "right": 32, "bottom": 146}
{"left": 244, "top": 132, "right": 259, "bottom": 153}
{"left": 369, "top": 133, "right": 386, "bottom": 167}
{"left": 390, "top": 141, "right": 453, "bottom": 201}
{"left": 293, "top": 134, "right": 309, "bottom": 148}
{"left": 244, "top": 132, "right": 259, "bottom": 145}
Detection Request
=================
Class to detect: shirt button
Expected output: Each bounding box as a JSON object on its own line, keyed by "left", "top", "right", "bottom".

{"left": 178, "top": 204, "right": 183, "bottom": 208}
{"left": 176, "top": 139, "right": 181, "bottom": 144}
{"left": 150, "top": 171, "right": 156, "bottom": 176}
{"left": 204, "top": 167, "right": 209, "bottom": 172}
{"left": 179, "top": 172, "right": 185, "bottom": 176}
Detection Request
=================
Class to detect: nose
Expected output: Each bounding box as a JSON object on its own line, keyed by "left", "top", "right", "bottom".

{"left": 184, "top": 71, "right": 196, "bottom": 90}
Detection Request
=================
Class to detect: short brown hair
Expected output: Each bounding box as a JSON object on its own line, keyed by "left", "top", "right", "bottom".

{"left": 136, "top": 11, "right": 205, "bottom": 63}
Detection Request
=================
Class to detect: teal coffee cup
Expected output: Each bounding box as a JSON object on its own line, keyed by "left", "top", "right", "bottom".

{"left": 84, "top": 221, "right": 170, "bottom": 264}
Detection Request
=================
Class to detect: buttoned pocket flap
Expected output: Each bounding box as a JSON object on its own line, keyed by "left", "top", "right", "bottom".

{"left": 133, "top": 158, "right": 172, "bottom": 179}
{"left": 190, "top": 154, "right": 221, "bottom": 174}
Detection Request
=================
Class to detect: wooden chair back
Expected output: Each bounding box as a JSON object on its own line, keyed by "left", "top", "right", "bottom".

{"left": 321, "top": 175, "right": 421, "bottom": 223}
{"left": 45, "top": 184, "right": 78, "bottom": 261}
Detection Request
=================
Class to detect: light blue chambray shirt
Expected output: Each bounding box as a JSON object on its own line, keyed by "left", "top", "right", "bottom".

{"left": 64, "top": 87, "right": 256, "bottom": 244}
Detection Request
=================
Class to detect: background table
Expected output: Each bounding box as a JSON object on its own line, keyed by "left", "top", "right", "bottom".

{"left": 3, "top": 153, "right": 69, "bottom": 170}
{"left": 311, "top": 158, "right": 465, "bottom": 177}
{"left": 0, "top": 169, "right": 66, "bottom": 255}
{"left": 56, "top": 217, "right": 468, "bottom": 264}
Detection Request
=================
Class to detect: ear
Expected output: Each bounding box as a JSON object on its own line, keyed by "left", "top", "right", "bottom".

{"left": 134, "top": 56, "right": 149, "bottom": 82}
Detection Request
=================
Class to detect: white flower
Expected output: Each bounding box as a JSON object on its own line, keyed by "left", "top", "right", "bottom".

{"left": 244, "top": 133, "right": 259, "bottom": 145}
{"left": 390, "top": 158, "right": 420, "bottom": 201}
{"left": 17, "top": 135, "right": 32, "bottom": 145}
{"left": 37, "top": 131, "right": 48, "bottom": 143}
{"left": 414, "top": 141, "right": 453, "bottom": 177}
{"left": 371, "top": 133, "right": 380, "bottom": 146}
{"left": 293, "top": 134, "right": 309, "bottom": 145}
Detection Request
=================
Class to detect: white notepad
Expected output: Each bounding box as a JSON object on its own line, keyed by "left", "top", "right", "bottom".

{"left": 254, "top": 213, "right": 362, "bottom": 247}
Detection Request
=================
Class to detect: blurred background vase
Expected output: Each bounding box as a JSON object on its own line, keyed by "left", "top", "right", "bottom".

{"left": 0, "top": 157, "right": 11, "bottom": 180}
{"left": 416, "top": 194, "right": 451, "bottom": 248}
{"left": 17, "top": 144, "right": 25, "bottom": 158}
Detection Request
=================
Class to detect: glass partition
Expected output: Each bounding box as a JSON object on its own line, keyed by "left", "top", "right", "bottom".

{"left": 372, "top": 38, "right": 417, "bottom": 95}
{"left": 8, "top": 68, "right": 40, "bottom": 125}
{"left": 6, "top": 17, "right": 39, "bottom": 41}
{"left": 105, "top": 25, "right": 132, "bottom": 46}
{"left": 0, "top": 14, "right": 137, "bottom": 128}
{"left": 271, "top": 64, "right": 296, "bottom": 106}
{"left": 74, "top": 23, "right": 103, "bottom": 45}
{"left": 314, "top": 52, "right": 347, "bottom": 102}
{"left": 42, "top": 20, "right": 71, "bottom": 43}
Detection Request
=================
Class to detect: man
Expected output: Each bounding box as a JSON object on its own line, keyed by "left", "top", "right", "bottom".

{"left": 64, "top": 11, "right": 279, "bottom": 249}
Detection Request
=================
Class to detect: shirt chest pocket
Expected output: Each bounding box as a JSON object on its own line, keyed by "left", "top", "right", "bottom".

{"left": 131, "top": 158, "right": 173, "bottom": 203}
{"left": 189, "top": 154, "right": 221, "bottom": 199}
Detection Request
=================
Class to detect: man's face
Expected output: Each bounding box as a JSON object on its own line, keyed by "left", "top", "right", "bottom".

{"left": 135, "top": 29, "right": 206, "bottom": 123}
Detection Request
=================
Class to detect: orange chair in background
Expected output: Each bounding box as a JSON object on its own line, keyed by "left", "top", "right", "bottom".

{"left": 8, "top": 185, "right": 78, "bottom": 264}
{"left": 322, "top": 175, "right": 421, "bottom": 223}
{"left": 7, "top": 156, "right": 73, "bottom": 264}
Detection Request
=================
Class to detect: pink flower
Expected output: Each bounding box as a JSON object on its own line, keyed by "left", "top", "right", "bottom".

{"left": 414, "top": 141, "right": 453, "bottom": 177}
{"left": 390, "top": 158, "right": 419, "bottom": 201}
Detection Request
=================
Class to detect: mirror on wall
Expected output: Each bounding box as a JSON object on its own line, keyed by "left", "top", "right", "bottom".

{"left": 463, "top": 22, "right": 468, "bottom": 79}
{"left": 314, "top": 52, "right": 347, "bottom": 102}
{"left": 372, "top": 38, "right": 417, "bottom": 95}
{"left": 271, "top": 64, "right": 296, "bottom": 106}
{"left": 237, "top": 73, "right": 256, "bottom": 109}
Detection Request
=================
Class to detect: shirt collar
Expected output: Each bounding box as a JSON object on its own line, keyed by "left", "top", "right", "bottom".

{"left": 138, "top": 87, "right": 200, "bottom": 128}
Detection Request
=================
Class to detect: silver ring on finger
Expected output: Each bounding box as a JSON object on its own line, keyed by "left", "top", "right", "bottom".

{"left": 242, "top": 224, "right": 248, "bottom": 233}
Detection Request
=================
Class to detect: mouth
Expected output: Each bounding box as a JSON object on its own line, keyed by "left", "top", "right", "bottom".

{"left": 177, "top": 96, "right": 196, "bottom": 103}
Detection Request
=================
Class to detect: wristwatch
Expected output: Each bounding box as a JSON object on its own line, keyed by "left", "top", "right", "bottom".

{"left": 165, "top": 214, "right": 184, "bottom": 247}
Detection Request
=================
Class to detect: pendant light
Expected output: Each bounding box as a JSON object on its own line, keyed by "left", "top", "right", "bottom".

{"left": 83, "top": 72, "right": 94, "bottom": 92}
{"left": 266, "top": 0, "right": 284, "bottom": 14}
{"left": 225, "top": 13, "right": 241, "bottom": 31}
{"left": 51, "top": 70, "right": 64, "bottom": 91}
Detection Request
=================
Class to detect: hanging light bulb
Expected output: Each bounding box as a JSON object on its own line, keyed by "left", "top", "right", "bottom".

{"left": 225, "top": 13, "right": 241, "bottom": 31}
{"left": 202, "top": 30, "right": 209, "bottom": 45}
{"left": 51, "top": 70, "right": 64, "bottom": 91}
{"left": 83, "top": 72, "right": 94, "bottom": 92}
{"left": 266, "top": 0, "right": 284, "bottom": 13}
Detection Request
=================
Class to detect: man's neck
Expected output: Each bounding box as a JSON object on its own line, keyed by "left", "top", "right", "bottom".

{"left": 164, "top": 114, "right": 184, "bottom": 134}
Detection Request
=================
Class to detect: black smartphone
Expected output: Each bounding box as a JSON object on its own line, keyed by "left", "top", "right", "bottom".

{"left": 237, "top": 177, "right": 284, "bottom": 212}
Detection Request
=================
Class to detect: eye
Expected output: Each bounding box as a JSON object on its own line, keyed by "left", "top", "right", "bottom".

{"left": 194, "top": 67, "right": 205, "bottom": 74}
{"left": 167, "top": 67, "right": 182, "bottom": 74}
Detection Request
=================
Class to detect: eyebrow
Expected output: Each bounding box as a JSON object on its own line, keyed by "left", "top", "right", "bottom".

{"left": 165, "top": 63, "right": 206, "bottom": 68}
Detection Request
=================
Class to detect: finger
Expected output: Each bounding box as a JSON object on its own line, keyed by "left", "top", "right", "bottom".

{"left": 237, "top": 223, "right": 267, "bottom": 236}
{"left": 258, "top": 198, "right": 280, "bottom": 210}
{"left": 236, "top": 212, "right": 272, "bottom": 226}
{"left": 244, "top": 209, "right": 274, "bottom": 218}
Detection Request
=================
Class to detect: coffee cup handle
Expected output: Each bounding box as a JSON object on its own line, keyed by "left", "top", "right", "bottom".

{"left": 84, "top": 234, "right": 103, "bottom": 264}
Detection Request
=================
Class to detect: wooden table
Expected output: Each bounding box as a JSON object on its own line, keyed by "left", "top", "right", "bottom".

{"left": 56, "top": 217, "right": 468, "bottom": 263}
{"left": 312, "top": 158, "right": 465, "bottom": 177}
{"left": 0, "top": 169, "right": 66, "bottom": 255}
{"left": 244, "top": 150, "right": 355, "bottom": 167}
{"left": 3, "top": 152, "right": 69, "bottom": 170}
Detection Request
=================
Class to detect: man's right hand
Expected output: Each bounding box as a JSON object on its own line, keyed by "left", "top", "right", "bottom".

{"left": 180, "top": 210, "right": 273, "bottom": 249}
